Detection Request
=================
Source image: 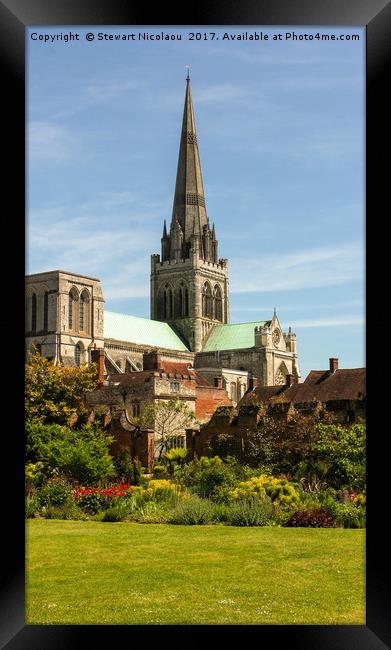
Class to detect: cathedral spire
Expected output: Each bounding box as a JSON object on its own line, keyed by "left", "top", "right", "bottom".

{"left": 171, "top": 74, "right": 208, "bottom": 247}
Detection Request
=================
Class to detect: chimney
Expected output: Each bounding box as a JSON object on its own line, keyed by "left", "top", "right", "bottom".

{"left": 329, "top": 358, "right": 339, "bottom": 373}
{"left": 214, "top": 377, "right": 222, "bottom": 389}
{"left": 285, "top": 374, "right": 295, "bottom": 387}
{"left": 91, "top": 348, "right": 105, "bottom": 386}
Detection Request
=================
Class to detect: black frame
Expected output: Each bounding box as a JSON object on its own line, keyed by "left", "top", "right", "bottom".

{"left": 2, "top": 0, "right": 388, "bottom": 647}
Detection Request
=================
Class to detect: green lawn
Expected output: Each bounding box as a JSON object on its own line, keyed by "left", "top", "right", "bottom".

{"left": 26, "top": 520, "right": 365, "bottom": 625}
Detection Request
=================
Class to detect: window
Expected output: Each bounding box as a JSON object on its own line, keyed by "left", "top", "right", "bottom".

{"left": 177, "top": 287, "right": 183, "bottom": 317}
{"left": 79, "top": 293, "right": 85, "bottom": 331}
{"left": 43, "top": 291, "right": 49, "bottom": 331}
{"left": 167, "top": 435, "right": 185, "bottom": 449}
{"left": 31, "top": 293, "right": 37, "bottom": 332}
{"left": 163, "top": 285, "right": 173, "bottom": 319}
{"left": 75, "top": 343, "right": 82, "bottom": 366}
{"left": 202, "top": 282, "right": 212, "bottom": 318}
{"left": 214, "top": 285, "right": 222, "bottom": 321}
{"left": 184, "top": 287, "right": 189, "bottom": 316}
{"left": 170, "top": 381, "right": 180, "bottom": 393}
{"left": 132, "top": 403, "right": 141, "bottom": 417}
{"left": 230, "top": 382, "right": 237, "bottom": 402}
{"left": 68, "top": 289, "right": 77, "bottom": 329}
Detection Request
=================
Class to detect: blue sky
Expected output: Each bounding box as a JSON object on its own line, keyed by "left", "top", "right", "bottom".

{"left": 27, "top": 26, "right": 365, "bottom": 379}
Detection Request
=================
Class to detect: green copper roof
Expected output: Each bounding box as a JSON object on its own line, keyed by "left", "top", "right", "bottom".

{"left": 104, "top": 311, "right": 189, "bottom": 351}
{"left": 201, "top": 320, "right": 268, "bottom": 352}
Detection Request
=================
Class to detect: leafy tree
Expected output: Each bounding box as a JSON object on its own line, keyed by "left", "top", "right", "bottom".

{"left": 134, "top": 399, "right": 197, "bottom": 460}
{"left": 113, "top": 450, "right": 142, "bottom": 485}
{"left": 244, "top": 413, "right": 325, "bottom": 476}
{"left": 26, "top": 420, "right": 115, "bottom": 485}
{"left": 25, "top": 353, "right": 98, "bottom": 426}
{"left": 163, "top": 448, "right": 188, "bottom": 477}
{"left": 314, "top": 423, "right": 366, "bottom": 491}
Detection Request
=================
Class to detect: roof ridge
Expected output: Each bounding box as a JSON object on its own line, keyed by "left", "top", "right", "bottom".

{"left": 214, "top": 319, "right": 268, "bottom": 327}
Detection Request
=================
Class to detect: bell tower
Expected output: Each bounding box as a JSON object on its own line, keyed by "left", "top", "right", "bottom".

{"left": 151, "top": 73, "right": 229, "bottom": 352}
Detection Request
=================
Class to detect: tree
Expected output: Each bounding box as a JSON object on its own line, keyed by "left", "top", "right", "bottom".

{"left": 134, "top": 399, "right": 197, "bottom": 460}
{"left": 314, "top": 422, "right": 366, "bottom": 492}
{"left": 25, "top": 353, "right": 98, "bottom": 426}
{"left": 26, "top": 420, "right": 115, "bottom": 484}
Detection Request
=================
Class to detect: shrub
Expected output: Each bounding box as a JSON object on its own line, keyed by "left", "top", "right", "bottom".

{"left": 229, "top": 475, "right": 299, "bottom": 510}
{"left": 25, "top": 495, "right": 40, "bottom": 518}
{"left": 100, "top": 502, "right": 129, "bottom": 522}
{"left": 169, "top": 496, "right": 216, "bottom": 525}
{"left": 226, "top": 495, "right": 277, "bottom": 527}
{"left": 152, "top": 464, "right": 168, "bottom": 479}
{"left": 41, "top": 502, "right": 88, "bottom": 520}
{"left": 25, "top": 461, "right": 46, "bottom": 489}
{"left": 314, "top": 423, "right": 366, "bottom": 492}
{"left": 113, "top": 451, "right": 142, "bottom": 485}
{"left": 332, "top": 502, "right": 366, "bottom": 529}
{"left": 130, "top": 502, "right": 171, "bottom": 524}
{"left": 76, "top": 491, "right": 110, "bottom": 514}
{"left": 178, "top": 456, "right": 237, "bottom": 503}
{"left": 37, "top": 476, "right": 73, "bottom": 508}
{"left": 26, "top": 421, "right": 115, "bottom": 484}
{"left": 284, "top": 506, "right": 335, "bottom": 528}
{"left": 163, "top": 448, "right": 188, "bottom": 476}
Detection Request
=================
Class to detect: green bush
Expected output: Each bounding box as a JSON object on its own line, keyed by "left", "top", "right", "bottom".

{"left": 130, "top": 502, "right": 171, "bottom": 524}
{"left": 226, "top": 496, "right": 277, "bottom": 527}
{"left": 314, "top": 423, "right": 366, "bottom": 492}
{"left": 177, "top": 456, "right": 237, "bottom": 503}
{"left": 169, "top": 496, "right": 216, "bottom": 525}
{"left": 37, "top": 476, "right": 73, "bottom": 508}
{"left": 77, "top": 490, "right": 110, "bottom": 514}
{"left": 229, "top": 475, "right": 299, "bottom": 510}
{"left": 41, "top": 502, "right": 88, "bottom": 520}
{"left": 25, "top": 495, "right": 40, "bottom": 518}
{"left": 332, "top": 502, "right": 366, "bottom": 529}
{"left": 100, "top": 503, "right": 129, "bottom": 522}
{"left": 26, "top": 421, "right": 115, "bottom": 485}
{"left": 152, "top": 464, "right": 168, "bottom": 479}
{"left": 113, "top": 451, "right": 142, "bottom": 485}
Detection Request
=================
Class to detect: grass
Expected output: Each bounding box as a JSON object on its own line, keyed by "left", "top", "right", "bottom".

{"left": 26, "top": 520, "right": 365, "bottom": 625}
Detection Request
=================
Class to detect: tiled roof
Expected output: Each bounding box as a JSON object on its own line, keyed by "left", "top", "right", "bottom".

{"left": 201, "top": 320, "right": 269, "bottom": 352}
{"left": 104, "top": 311, "right": 189, "bottom": 351}
{"left": 106, "top": 363, "right": 211, "bottom": 387}
{"left": 240, "top": 367, "right": 366, "bottom": 406}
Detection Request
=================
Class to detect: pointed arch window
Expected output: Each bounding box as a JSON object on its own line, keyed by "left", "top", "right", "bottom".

{"left": 214, "top": 285, "right": 222, "bottom": 322}
{"left": 31, "top": 293, "right": 37, "bottom": 333}
{"left": 202, "top": 282, "right": 212, "bottom": 318}
{"left": 184, "top": 287, "right": 189, "bottom": 316}
{"left": 75, "top": 343, "right": 82, "bottom": 366}
{"left": 164, "top": 285, "right": 173, "bottom": 319}
{"left": 43, "top": 291, "right": 49, "bottom": 331}
{"left": 78, "top": 290, "right": 90, "bottom": 333}
{"left": 79, "top": 293, "right": 85, "bottom": 331}
{"left": 175, "top": 286, "right": 183, "bottom": 318}
{"left": 68, "top": 289, "right": 77, "bottom": 330}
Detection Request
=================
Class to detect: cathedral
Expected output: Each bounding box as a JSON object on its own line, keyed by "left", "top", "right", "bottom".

{"left": 25, "top": 74, "right": 300, "bottom": 408}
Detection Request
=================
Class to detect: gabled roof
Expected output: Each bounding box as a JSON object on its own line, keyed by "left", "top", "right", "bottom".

{"left": 104, "top": 311, "right": 189, "bottom": 351}
{"left": 201, "top": 320, "right": 269, "bottom": 352}
{"left": 240, "top": 367, "right": 366, "bottom": 406}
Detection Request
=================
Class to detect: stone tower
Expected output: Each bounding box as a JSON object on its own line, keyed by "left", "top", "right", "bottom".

{"left": 151, "top": 74, "right": 229, "bottom": 352}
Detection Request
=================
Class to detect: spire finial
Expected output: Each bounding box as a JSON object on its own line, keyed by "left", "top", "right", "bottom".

{"left": 185, "top": 65, "right": 190, "bottom": 81}
{"left": 274, "top": 306, "right": 277, "bottom": 317}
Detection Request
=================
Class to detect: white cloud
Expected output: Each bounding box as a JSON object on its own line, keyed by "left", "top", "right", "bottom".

{"left": 230, "top": 242, "right": 363, "bottom": 293}
{"left": 28, "top": 122, "right": 78, "bottom": 163}
{"left": 282, "top": 316, "right": 364, "bottom": 328}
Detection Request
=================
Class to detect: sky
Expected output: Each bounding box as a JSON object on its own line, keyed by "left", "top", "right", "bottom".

{"left": 27, "top": 26, "right": 365, "bottom": 380}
